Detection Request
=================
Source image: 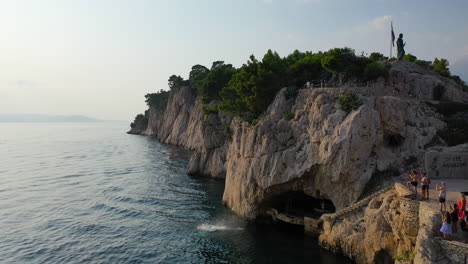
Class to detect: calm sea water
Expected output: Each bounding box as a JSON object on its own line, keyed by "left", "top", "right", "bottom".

{"left": 0, "top": 122, "right": 351, "bottom": 264}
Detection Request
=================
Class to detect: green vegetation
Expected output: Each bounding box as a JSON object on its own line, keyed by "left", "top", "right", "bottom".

{"left": 215, "top": 48, "right": 387, "bottom": 120}
{"left": 145, "top": 89, "right": 170, "bottom": 112}
{"left": 393, "top": 250, "right": 415, "bottom": 263}
{"left": 188, "top": 64, "right": 209, "bottom": 93}
{"left": 321, "top": 48, "right": 388, "bottom": 82}
{"left": 130, "top": 113, "right": 148, "bottom": 130}
{"left": 364, "top": 62, "right": 389, "bottom": 81}
{"left": 369, "top": 52, "right": 388, "bottom": 62}
{"left": 283, "top": 112, "right": 295, "bottom": 120}
{"left": 402, "top": 53, "right": 417, "bottom": 62}
{"left": 138, "top": 47, "right": 467, "bottom": 127}
{"left": 400, "top": 54, "right": 468, "bottom": 92}
{"left": 338, "top": 90, "right": 363, "bottom": 113}
{"left": 251, "top": 119, "right": 259, "bottom": 126}
{"left": 198, "top": 61, "right": 236, "bottom": 104}
{"left": 168, "top": 75, "right": 186, "bottom": 90}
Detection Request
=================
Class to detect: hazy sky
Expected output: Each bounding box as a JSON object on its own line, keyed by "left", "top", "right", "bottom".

{"left": 1, "top": 0, "right": 467, "bottom": 121}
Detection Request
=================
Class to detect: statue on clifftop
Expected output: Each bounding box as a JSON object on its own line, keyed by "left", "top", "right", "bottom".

{"left": 397, "top": 33, "right": 406, "bottom": 61}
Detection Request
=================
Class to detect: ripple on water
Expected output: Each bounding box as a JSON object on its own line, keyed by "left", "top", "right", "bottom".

{"left": 0, "top": 123, "right": 352, "bottom": 264}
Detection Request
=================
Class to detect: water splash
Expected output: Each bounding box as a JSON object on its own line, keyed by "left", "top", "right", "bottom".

{"left": 197, "top": 223, "right": 243, "bottom": 232}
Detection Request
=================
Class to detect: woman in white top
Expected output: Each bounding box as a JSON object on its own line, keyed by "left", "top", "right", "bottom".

{"left": 437, "top": 182, "right": 447, "bottom": 211}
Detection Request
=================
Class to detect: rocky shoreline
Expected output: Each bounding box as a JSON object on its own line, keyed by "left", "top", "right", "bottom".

{"left": 129, "top": 61, "right": 468, "bottom": 263}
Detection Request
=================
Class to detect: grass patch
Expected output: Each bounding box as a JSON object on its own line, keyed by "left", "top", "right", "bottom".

{"left": 338, "top": 90, "right": 363, "bottom": 113}
{"left": 282, "top": 112, "right": 295, "bottom": 120}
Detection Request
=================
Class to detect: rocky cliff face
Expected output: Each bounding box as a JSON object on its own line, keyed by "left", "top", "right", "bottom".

{"left": 223, "top": 87, "right": 445, "bottom": 218}
{"left": 319, "top": 184, "right": 419, "bottom": 264}
{"left": 353, "top": 61, "right": 468, "bottom": 103}
{"left": 131, "top": 62, "right": 465, "bottom": 213}
{"left": 129, "top": 61, "right": 468, "bottom": 263}
{"left": 141, "top": 86, "right": 231, "bottom": 178}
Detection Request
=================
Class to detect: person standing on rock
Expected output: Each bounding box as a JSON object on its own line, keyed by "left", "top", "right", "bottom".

{"left": 458, "top": 193, "right": 466, "bottom": 219}
{"left": 437, "top": 182, "right": 447, "bottom": 211}
{"left": 421, "top": 172, "right": 431, "bottom": 200}
{"left": 450, "top": 203, "right": 459, "bottom": 234}
{"left": 440, "top": 211, "right": 452, "bottom": 239}
{"left": 406, "top": 171, "right": 419, "bottom": 199}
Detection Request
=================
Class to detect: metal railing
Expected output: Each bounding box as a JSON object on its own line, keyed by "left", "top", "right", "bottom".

{"left": 303, "top": 80, "right": 377, "bottom": 89}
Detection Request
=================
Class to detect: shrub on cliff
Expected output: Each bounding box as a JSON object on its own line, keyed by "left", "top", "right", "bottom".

{"left": 130, "top": 113, "right": 148, "bottom": 130}
{"left": 369, "top": 52, "right": 388, "bottom": 62}
{"left": 402, "top": 53, "right": 417, "bottom": 62}
{"left": 198, "top": 61, "right": 236, "bottom": 104}
{"left": 414, "top": 59, "right": 433, "bottom": 70}
{"left": 450, "top": 75, "right": 468, "bottom": 92}
{"left": 396, "top": 53, "right": 467, "bottom": 91}
{"left": 218, "top": 50, "right": 288, "bottom": 118}
{"left": 145, "top": 90, "right": 170, "bottom": 112}
{"left": 189, "top": 64, "right": 210, "bottom": 94}
{"left": 168, "top": 75, "right": 186, "bottom": 90}
{"left": 432, "top": 58, "right": 450, "bottom": 77}
{"left": 282, "top": 112, "right": 294, "bottom": 120}
{"left": 287, "top": 51, "right": 330, "bottom": 86}
{"left": 321, "top": 48, "right": 386, "bottom": 83}
{"left": 155, "top": 48, "right": 467, "bottom": 126}
{"left": 338, "top": 90, "right": 363, "bottom": 113}
{"left": 363, "top": 62, "right": 389, "bottom": 81}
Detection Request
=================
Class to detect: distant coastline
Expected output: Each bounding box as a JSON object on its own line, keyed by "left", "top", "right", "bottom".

{"left": 0, "top": 114, "right": 100, "bottom": 123}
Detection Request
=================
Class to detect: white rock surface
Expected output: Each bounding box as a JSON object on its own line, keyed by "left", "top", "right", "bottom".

{"left": 223, "top": 88, "right": 445, "bottom": 218}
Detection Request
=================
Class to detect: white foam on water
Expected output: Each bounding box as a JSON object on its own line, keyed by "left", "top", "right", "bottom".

{"left": 197, "top": 223, "right": 243, "bottom": 232}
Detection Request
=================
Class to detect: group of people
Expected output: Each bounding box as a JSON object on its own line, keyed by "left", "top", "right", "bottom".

{"left": 440, "top": 195, "right": 468, "bottom": 242}
{"left": 406, "top": 170, "right": 431, "bottom": 200}
{"left": 406, "top": 171, "right": 468, "bottom": 242}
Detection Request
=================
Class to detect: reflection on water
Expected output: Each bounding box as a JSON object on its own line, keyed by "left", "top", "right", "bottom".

{"left": 0, "top": 122, "right": 352, "bottom": 264}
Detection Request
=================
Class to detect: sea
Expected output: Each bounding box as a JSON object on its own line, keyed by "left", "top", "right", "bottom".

{"left": 0, "top": 122, "right": 352, "bottom": 264}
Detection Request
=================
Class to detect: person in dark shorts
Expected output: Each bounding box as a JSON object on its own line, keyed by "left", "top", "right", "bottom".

{"left": 421, "top": 172, "right": 431, "bottom": 200}
{"left": 406, "top": 171, "right": 419, "bottom": 199}
{"left": 450, "top": 203, "right": 459, "bottom": 234}
{"left": 437, "top": 182, "right": 447, "bottom": 211}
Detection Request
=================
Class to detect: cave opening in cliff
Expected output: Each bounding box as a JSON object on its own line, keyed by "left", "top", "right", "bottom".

{"left": 260, "top": 191, "right": 336, "bottom": 222}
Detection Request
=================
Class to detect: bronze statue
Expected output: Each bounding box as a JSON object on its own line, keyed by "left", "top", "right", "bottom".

{"left": 397, "top": 33, "right": 406, "bottom": 61}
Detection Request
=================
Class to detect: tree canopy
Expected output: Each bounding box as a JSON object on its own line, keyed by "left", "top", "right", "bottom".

{"left": 168, "top": 75, "right": 185, "bottom": 90}
{"left": 145, "top": 89, "right": 170, "bottom": 112}
{"left": 138, "top": 47, "right": 467, "bottom": 128}
{"left": 198, "top": 61, "right": 236, "bottom": 104}
{"left": 189, "top": 64, "right": 209, "bottom": 93}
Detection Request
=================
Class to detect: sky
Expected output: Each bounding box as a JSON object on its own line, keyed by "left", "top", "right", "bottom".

{"left": 1, "top": 0, "right": 467, "bottom": 121}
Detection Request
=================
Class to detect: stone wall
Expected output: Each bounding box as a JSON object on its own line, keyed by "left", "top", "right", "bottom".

{"left": 425, "top": 144, "right": 468, "bottom": 179}
{"left": 438, "top": 240, "right": 468, "bottom": 264}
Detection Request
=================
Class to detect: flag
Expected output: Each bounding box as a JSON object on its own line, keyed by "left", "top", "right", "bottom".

{"left": 391, "top": 21, "right": 395, "bottom": 47}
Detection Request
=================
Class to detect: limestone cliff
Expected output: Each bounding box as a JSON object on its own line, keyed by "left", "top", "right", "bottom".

{"left": 363, "top": 61, "right": 468, "bottom": 103}
{"left": 130, "top": 62, "right": 465, "bottom": 206}
{"left": 141, "top": 86, "right": 231, "bottom": 178}
{"left": 222, "top": 87, "right": 446, "bottom": 217}
{"left": 319, "top": 184, "right": 419, "bottom": 264}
